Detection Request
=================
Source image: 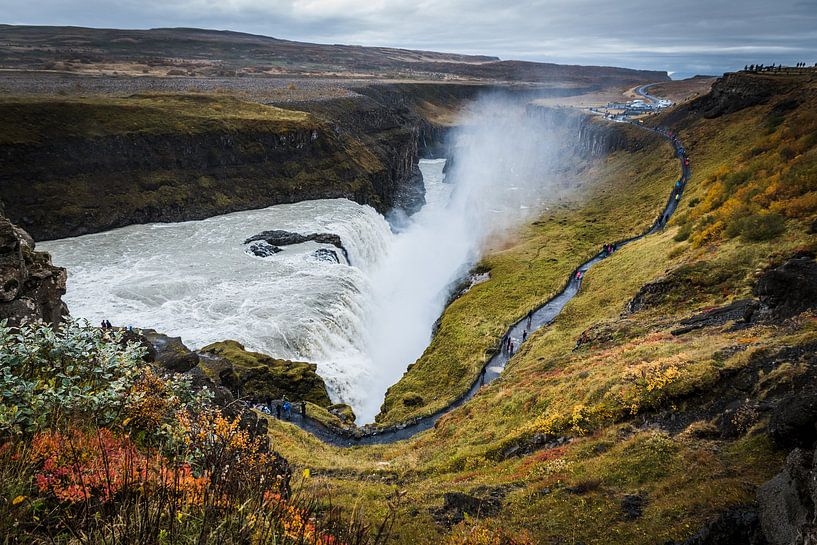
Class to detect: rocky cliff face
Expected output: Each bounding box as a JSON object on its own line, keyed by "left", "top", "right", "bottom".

{"left": 527, "top": 104, "right": 652, "bottom": 157}
{"left": 0, "top": 90, "right": 453, "bottom": 241}
{"left": 662, "top": 71, "right": 808, "bottom": 126}
{"left": 283, "top": 93, "right": 429, "bottom": 215}
{"left": 0, "top": 213, "right": 67, "bottom": 325}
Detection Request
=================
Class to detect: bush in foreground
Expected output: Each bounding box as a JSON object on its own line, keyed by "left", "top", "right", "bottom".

{"left": 0, "top": 320, "right": 394, "bottom": 544}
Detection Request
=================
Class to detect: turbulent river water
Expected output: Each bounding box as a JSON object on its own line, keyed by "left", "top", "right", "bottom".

{"left": 41, "top": 160, "right": 451, "bottom": 422}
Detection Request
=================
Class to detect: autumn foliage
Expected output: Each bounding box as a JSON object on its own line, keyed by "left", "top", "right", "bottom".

{"left": 0, "top": 321, "right": 391, "bottom": 545}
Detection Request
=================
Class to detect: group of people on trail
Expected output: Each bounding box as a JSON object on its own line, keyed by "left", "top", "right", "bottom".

{"left": 100, "top": 319, "right": 113, "bottom": 330}
{"left": 263, "top": 397, "right": 307, "bottom": 421}
{"left": 603, "top": 243, "right": 616, "bottom": 256}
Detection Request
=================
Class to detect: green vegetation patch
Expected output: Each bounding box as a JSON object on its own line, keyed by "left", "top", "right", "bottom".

{"left": 200, "top": 340, "right": 332, "bottom": 406}
{"left": 0, "top": 93, "right": 312, "bottom": 144}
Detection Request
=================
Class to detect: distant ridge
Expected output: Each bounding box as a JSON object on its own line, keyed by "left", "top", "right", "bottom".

{"left": 0, "top": 24, "right": 669, "bottom": 84}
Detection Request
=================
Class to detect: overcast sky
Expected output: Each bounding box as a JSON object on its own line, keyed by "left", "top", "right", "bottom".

{"left": 3, "top": 0, "right": 817, "bottom": 77}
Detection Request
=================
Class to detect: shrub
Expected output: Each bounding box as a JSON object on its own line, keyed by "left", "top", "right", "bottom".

{"left": 727, "top": 213, "right": 787, "bottom": 242}
{"left": 2, "top": 411, "right": 390, "bottom": 545}
{"left": 673, "top": 224, "right": 692, "bottom": 242}
{"left": 0, "top": 320, "right": 145, "bottom": 435}
{"left": 723, "top": 170, "right": 751, "bottom": 191}
{"left": 30, "top": 427, "right": 206, "bottom": 504}
{"left": 779, "top": 146, "right": 797, "bottom": 162}
{"left": 444, "top": 520, "right": 535, "bottom": 545}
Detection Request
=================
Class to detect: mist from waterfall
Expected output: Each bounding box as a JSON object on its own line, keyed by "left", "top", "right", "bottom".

{"left": 357, "top": 95, "right": 575, "bottom": 421}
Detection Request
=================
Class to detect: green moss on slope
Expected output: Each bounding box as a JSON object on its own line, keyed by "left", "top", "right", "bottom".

{"left": 199, "top": 340, "right": 332, "bottom": 406}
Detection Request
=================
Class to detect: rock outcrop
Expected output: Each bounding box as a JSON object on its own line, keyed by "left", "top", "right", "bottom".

{"left": 197, "top": 340, "right": 332, "bottom": 406}
{"left": 0, "top": 214, "right": 67, "bottom": 325}
{"left": 769, "top": 388, "right": 817, "bottom": 449}
{"left": 244, "top": 230, "right": 350, "bottom": 263}
{"left": 431, "top": 491, "right": 503, "bottom": 527}
{"left": 753, "top": 255, "right": 817, "bottom": 320}
{"left": 661, "top": 71, "right": 805, "bottom": 128}
{"left": 757, "top": 449, "right": 817, "bottom": 545}
{"left": 696, "top": 72, "right": 799, "bottom": 119}
{"left": 140, "top": 329, "right": 201, "bottom": 373}
{"left": 671, "top": 507, "right": 768, "bottom": 545}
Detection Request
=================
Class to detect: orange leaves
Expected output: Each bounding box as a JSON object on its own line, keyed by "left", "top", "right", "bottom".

{"left": 124, "top": 368, "right": 178, "bottom": 431}
{"left": 177, "top": 408, "right": 271, "bottom": 478}
{"left": 771, "top": 191, "right": 817, "bottom": 218}
{"left": 445, "top": 520, "right": 535, "bottom": 545}
{"left": 29, "top": 428, "right": 207, "bottom": 505}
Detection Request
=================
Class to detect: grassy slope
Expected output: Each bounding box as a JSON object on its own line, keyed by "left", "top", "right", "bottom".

{"left": 376, "top": 124, "right": 678, "bottom": 425}
{"left": 264, "top": 75, "right": 817, "bottom": 544}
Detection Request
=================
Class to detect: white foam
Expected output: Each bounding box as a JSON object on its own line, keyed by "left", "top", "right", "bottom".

{"left": 41, "top": 198, "right": 393, "bottom": 410}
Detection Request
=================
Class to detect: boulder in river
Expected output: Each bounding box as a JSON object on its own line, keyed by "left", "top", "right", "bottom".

{"left": 246, "top": 241, "right": 282, "bottom": 258}
{"left": 311, "top": 248, "right": 341, "bottom": 264}
{"left": 244, "top": 230, "right": 350, "bottom": 264}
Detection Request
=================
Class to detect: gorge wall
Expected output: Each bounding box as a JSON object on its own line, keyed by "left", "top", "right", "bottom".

{"left": 0, "top": 84, "right": 479, "bottom": 241}
{"left": 0, "top": 81, "right": 643, "bottom": 242}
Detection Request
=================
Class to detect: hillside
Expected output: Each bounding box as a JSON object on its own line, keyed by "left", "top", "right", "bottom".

{"left": 0, "top": 25, "right": 669, "bottom": 86}
{"left": 258, "top": 71, "right": 817, "bottom": 544}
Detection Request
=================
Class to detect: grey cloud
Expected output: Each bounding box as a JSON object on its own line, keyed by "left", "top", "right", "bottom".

{"left": 1, "top": 0, "right": 815, "bottom": 76}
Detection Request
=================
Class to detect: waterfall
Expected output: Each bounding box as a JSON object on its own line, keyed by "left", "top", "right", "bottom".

{"left": 42, "top": 95, "right": 579, "bottom": 424}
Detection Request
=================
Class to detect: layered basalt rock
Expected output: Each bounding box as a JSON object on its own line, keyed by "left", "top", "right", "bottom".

{"left": 0, "top": 213, "right": 67, "bottom": 326}
{"left": 244, "top": 230, "right": 350, "bottom": 263}
{"left": 0, "top": 89, "right": 451, "bottom": 240}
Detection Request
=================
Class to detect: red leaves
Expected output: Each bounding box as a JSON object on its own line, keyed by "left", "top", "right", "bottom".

{"left": 30, "top": 428, "right": 205, "bottom": 504}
